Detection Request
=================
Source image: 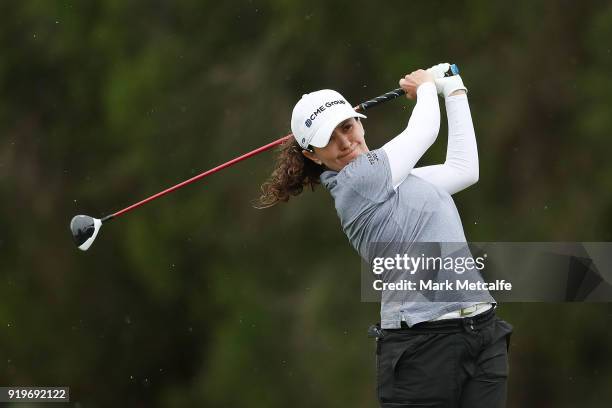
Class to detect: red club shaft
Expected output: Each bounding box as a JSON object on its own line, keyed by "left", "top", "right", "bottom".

{"left": 107, "top": 134, "right": 293, "bottom": 221}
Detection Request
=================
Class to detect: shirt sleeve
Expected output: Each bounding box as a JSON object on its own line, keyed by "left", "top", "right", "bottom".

{"left": 410, "top": 93, "right": 479, "bottom": 195}
{"left": 335, "top": 149, "right": 394, "bottom": 203}
{"left": 382, "top": 82, "right": 440, "bottom": 190}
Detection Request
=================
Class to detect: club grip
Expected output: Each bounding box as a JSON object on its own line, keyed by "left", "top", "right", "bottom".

{"left": 356, "top": 64, "right": 459, "bottom": 111}
{"left": 356, "top": 88, "right": 405, "bottom": 112}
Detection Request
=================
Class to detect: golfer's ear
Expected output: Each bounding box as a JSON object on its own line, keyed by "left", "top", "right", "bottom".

{"left": 302, "top": 149, "right": 321, "bottom": 165}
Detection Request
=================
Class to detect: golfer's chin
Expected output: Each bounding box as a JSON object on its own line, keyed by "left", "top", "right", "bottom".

{"left": 337, "top": 146, "right": 368, "bottom": 168}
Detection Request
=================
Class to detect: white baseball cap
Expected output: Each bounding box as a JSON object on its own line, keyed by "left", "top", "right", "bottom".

{"left": 291, "top": 89, "right": 366, "bottom": 150}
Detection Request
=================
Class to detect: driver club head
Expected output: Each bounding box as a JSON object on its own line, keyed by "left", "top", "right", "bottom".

{"left": 70, "top": 215, "right": 102, "bottom": 251}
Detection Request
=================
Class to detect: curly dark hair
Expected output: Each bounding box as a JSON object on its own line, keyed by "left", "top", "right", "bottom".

{"left": 254, "top": 138, "right": 325, "bottom": 208}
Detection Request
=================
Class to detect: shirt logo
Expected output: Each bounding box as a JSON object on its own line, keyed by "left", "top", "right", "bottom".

{"left": 366, "top": 152, "right": 379, "bottom": 165}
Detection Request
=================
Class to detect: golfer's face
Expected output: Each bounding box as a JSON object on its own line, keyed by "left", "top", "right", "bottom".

{"left": 311, "top": 118, "right": 368, "bottom": 171}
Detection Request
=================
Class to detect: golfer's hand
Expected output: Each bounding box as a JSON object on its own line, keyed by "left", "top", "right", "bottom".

{"left": 426, "top": 62, "right": 468, "bottom": 97}
{"left": 427, "top": 62, "right": 451, "bottom": 79}
{"left": 399, "top": 70, "right": 435, "bottom": 100}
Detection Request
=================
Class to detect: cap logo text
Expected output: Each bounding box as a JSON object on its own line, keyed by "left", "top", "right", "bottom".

{"left": 304, "top": 99, "right": 346, "bottom": 128}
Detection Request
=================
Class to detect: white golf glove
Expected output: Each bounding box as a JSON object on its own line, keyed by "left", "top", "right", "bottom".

{"left": 427, "top": 63, "right": 451, "bottom": 79}
{"left": 427, "top": 62, "right": 468, "bottom": 98}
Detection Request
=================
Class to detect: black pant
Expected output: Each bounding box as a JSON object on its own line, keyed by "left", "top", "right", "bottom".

{"left": 374, "top": 309, "right": 512, "bottom": 408}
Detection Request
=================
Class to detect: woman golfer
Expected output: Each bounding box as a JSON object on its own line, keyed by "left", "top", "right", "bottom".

{"left": 258, "top": 64, "right": 512, "bottom": 407}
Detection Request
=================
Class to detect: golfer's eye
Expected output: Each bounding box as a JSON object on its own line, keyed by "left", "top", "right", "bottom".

{"left": 343, "top": 124, "right": 352, "bottom": 132}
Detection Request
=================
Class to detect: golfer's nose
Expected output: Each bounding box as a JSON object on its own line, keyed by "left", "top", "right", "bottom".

{"left": 337, "top": 133, "right": 351, "bottom": 150}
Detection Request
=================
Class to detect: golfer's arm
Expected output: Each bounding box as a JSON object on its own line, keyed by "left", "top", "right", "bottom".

{"left": 410, "top": 93, "right": 479, "bottom": 195}
{"left": 382, "top": 82, "right": 440, "bottom": 189}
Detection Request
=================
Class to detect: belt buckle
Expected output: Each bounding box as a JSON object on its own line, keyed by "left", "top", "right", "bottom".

{"left": 460, "top": 305, "right": 477, "bottom": 317}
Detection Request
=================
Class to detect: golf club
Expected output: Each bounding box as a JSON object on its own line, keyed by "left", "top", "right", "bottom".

{"left": 70, "top": 64, "right": 460, "bottom": 251}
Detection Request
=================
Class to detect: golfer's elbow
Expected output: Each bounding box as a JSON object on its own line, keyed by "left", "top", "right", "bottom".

{"left": 464, "top": 167, "right": 479, "bottom": 186}
{"left": 468, "top": 153, "right": 479, "bottom": 185}
{"left": 450, "top": 168, "right": 478, "bottom": 194}
{"left": 461, "top": 158, "right": 479, "bottom": 186}
{"left": 447, "top": 160, "right": 479, "bottom": 188}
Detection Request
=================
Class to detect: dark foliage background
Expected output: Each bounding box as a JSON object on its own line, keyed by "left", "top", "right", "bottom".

{"left": 2, "top": 1, "right": 612, "bottom": 406}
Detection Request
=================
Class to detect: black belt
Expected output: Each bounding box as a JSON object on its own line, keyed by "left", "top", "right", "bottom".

{"left": 405, "top": 306, "right": 496, "bottom": 332}
{"left": 369, "top": 307, "right": 496, "bottom": 338}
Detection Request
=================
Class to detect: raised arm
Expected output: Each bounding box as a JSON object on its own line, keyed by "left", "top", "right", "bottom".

{"left": 382, "top": 70, "right": 440, "bottom": 189}
{"left": 407, "top": 67, "right": 478, "bottom": 195}
{"left": 410, "top": 89, "right": 478, "bottom": 195}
